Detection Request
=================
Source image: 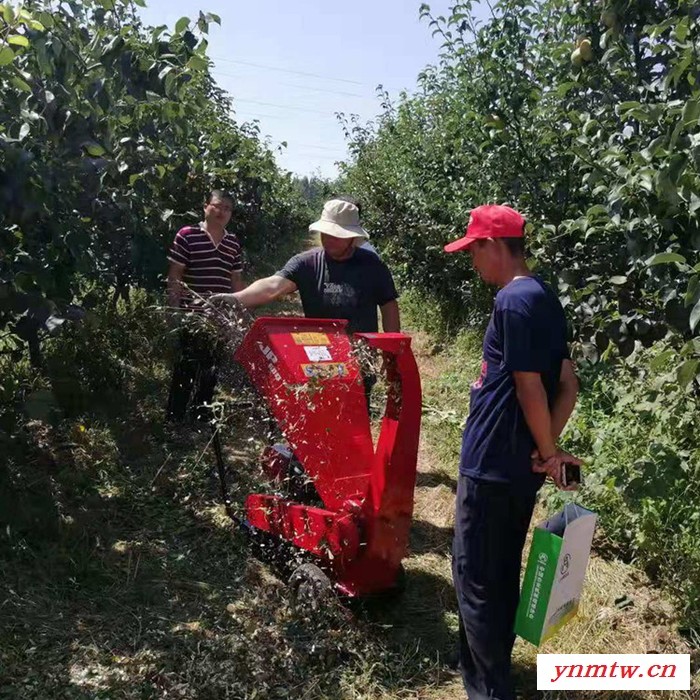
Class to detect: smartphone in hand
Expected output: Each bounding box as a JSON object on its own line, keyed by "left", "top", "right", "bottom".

{"left": 561, "top": 462, "right": 582, "bottom": 488}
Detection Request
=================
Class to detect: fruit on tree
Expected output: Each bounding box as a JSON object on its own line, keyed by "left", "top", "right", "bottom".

{"left": 579, "top": 38, "right": 593, "bottom": 61}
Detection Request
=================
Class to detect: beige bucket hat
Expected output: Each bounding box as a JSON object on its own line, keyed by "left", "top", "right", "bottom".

{"left": 309, "top": 199, "right": 369, "bottom": 244}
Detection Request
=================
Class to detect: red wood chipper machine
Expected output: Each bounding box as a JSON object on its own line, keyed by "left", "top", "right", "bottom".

{"left": 215, "top": 316, "right": 422, "bottom": 599}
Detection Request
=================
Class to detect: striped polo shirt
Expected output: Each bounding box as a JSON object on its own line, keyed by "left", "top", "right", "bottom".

{"left": 168, "top": 224, "right": 243, "bottom": 307}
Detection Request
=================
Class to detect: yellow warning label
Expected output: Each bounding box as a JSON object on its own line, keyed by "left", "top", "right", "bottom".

{"left": 292, "top": 332, "right": 330, "bottom": 345}
{"left": 301, "top": 362, "right": 347, "bottom": 379}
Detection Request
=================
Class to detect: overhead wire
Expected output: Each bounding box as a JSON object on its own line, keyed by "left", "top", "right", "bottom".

{"left": 292, "top": 152, "right": 343, "bottom": 161}
{"left": 231, "top": 114, "right": 348, "bottom": 151}
{"left": 210, "top": 56, "right": 364, "bottom": 86}
{"left": 211, "top": 69, "right": 370, "bottom": 100}
{"left": 233, "top": 98, "right": 334, "bottom": 116}
{"left": 210, "top": 57, "right": 362, "bottom": 170}
{"left": 291, "top": 143, "right": 346, "bottom": 152}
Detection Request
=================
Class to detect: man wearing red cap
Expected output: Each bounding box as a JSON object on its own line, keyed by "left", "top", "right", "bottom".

{"left": 444, "top": 204, "right": 581, "bottom": 700}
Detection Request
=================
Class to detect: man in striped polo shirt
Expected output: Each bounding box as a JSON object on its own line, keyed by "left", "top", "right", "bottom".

{"left": 166, "top": 189, "right": 245, "bottom": 423}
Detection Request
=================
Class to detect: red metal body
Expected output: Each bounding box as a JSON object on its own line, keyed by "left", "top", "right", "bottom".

{"left": 234, "top": 317, "right": 422, "bottom": 596}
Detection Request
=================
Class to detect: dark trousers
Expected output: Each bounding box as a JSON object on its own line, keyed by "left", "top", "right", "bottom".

{"left": 166, "top": 329, "right": 220, "bottom": 423}
{"left": 452, "top": 474, "right": 539, "bottom": 700}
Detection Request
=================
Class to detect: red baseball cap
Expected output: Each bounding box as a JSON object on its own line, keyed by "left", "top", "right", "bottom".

{"left": 444, "top": 204, "right": 525, "bottom": 253}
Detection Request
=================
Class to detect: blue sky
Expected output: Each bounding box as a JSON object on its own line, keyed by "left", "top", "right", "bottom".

{"left": 138, "top": 0, "right": 486, "bottom": 178}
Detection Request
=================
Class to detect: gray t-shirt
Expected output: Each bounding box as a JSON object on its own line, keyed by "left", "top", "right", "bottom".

{"left": 276, "top": 247, "right": 398, "bottom": 333}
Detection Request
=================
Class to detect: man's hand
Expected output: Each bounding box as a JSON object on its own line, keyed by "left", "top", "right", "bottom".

{"left": 380, "top": 299, "right": 400, "bottom": 333}
{"left": 167, "top": 261, "right": 186, "bottom": 309}
{"left": 532, "top": 448, "right": 582, "bottom": 491}
{"left": 209, "top": 293, "right": 242, "bottom": 308}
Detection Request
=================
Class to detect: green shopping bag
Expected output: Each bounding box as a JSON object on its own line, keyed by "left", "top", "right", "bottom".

{"left": 515, "top": 503, "right": 597, "bottom": 646}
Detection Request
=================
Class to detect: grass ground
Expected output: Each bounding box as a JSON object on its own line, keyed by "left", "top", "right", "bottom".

{"left": 1, "top": 243, "right": 698, "bottom": 698}
{"left": 398, "top": 329, "right": 700, "bottom": 699}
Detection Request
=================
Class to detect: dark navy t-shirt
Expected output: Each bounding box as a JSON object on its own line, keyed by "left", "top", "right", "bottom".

{"left": 275, "top": 247, "right": 398, "bottom": 333}
{"left": 459, "top": 276, "right": 570, "bottom": 485}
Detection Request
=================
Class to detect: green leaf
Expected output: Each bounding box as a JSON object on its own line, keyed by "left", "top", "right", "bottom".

{"left": 667, "top": 153, "right": 688, "bottom": 183}
{"left": 610, "top": 275, "right": 627, "bottom": 285}
{"left": 187, "top": 54, "right": 208, "bottom": 71}
{"left": 676, "top": 359, "right": 699, "bottom": 388}
{"left": 164, "top": 71, "right": 176, "bottom": 96}
{"left": 682, "top": 98, "right": 700, "bottom": 126}
{"left": 11, "top": 76, "right": 32, "bottom": 92}
{"left": 681, "top": 339, "right": 700, "bottom": 355}
{"left": 8, "top": 34, "right": 30, "bottom": 48}
{"left": 646, "top": 252, "right": 687, "bottom": 266}
{"left": 37, "top": 11, "right": 54, "bottom": 28}
{"left": 19, "top": 123, "right": 30, "bottom": 140}
{"left": 629, "top": 108, "right": 651, "bottom": 122}
{"left": 690, "top": 298, "right": 700, "bottom": 333}
{"left": 586, "top": 204, "right": 607, "bottom": 218}
{"left": 84, "top": 142, "right": 106, "bottom": 156}
{"left": 638, "top": 168, "right": 655, "bottom": 192}
{"left": 30, "top": 19, "right": 45, "bottom": 31}
{"left": 618, "top": 101, "right": 641, "bottom": 115}
{"left": 686, "top": 275, "right": 700, "bottom": 306}
{"left": 0, "top": 47, "right": 14, "bottom": 66}
{"left": 657, "top": 169, "right": 679, "bottom": 203}
{"left": 675, "top": 17, "right": 690, "bottom": 42}
{"left": 2, "top": 4, "right": 15, "bottom": 22}
{"left": 175, "top": 16, "right": 190, "bottom": 33}
{"left": 556, "top": 81, "right": 578, "bottom": 98}
{"left": 650, "top": 350, "right": 675, "bottom": 371}
{"left": 133, "top": 0, "right": 146, "bottom": 5}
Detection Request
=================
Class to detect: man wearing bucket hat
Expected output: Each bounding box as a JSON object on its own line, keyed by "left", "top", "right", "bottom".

{"left": 210, "top": 198, "right": 399, "bottom": 334}
{"left": 333, "top": 194, "right": 380, "bottom": 257}
{"left": 444, "top": 204, "right": 581, "bottom": 700}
